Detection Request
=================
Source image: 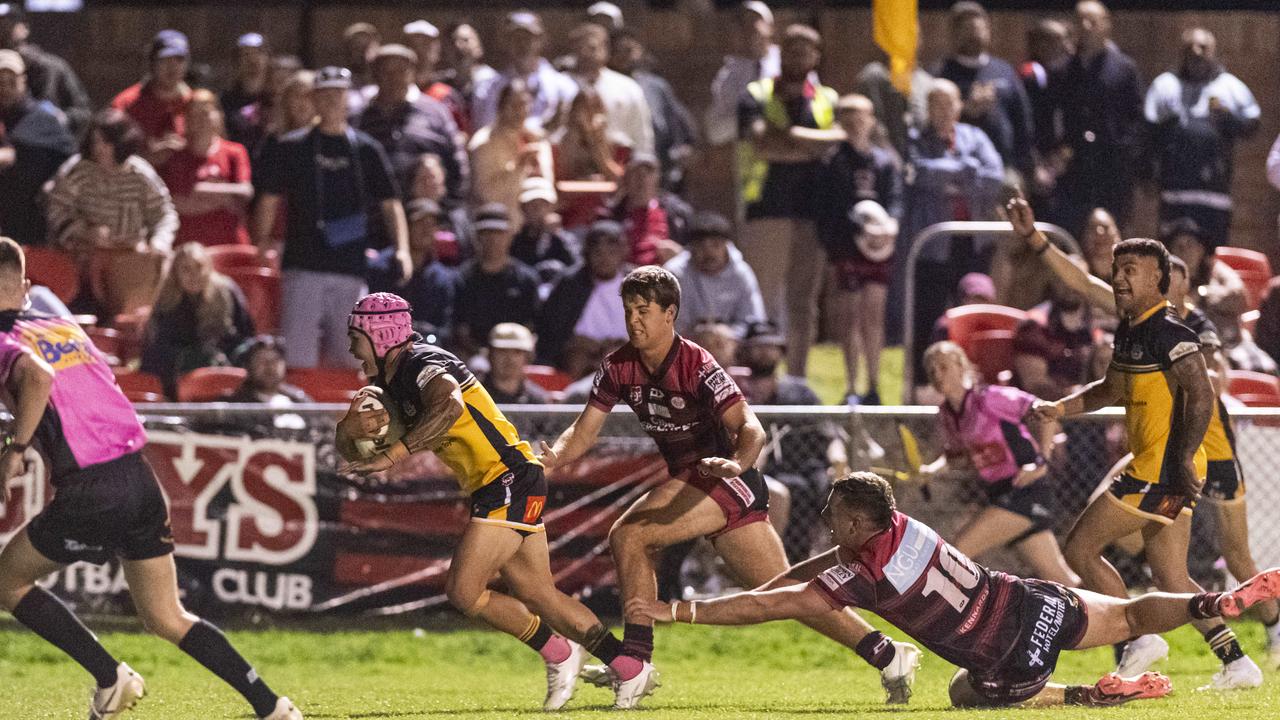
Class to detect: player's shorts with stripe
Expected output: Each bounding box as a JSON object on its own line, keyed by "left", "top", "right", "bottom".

{"left": 682, "top": 465, "right": 770, "bottom": 538}
{"left": 969, "top": 579, "right": 1089, "bottom": 705}
{"left": 1106, "top": 473, "right": 1196, "bottom": 524}
{"left": 26, "top": 451, "right": 173, "bottom": 566}
{"left": 986, "top": 476, "right": 1058, "bottom": 538}
{"left": 469, "top": 462, "right": 547, "bottom": 536}
{"left": 1202, "top": 459, "right": 1244, "bottom": 503}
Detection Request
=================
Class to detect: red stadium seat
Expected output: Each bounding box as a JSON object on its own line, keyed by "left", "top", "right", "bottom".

{"left": 22, "top": 247, "right": 80, "bottom": 304}
{"left": 206, "top": 244, "right": 273, "bottom": 274}
{"left": 225, "top": 266, "right": 281, "bottom": 334}
{"left": 524, "top": 365, "right": 573, "bottom": 393}
{"left": 1215, "top": 246, "right": 1272, "bottom": 278}
{"left": 285, "top": 367, "right": 367, "bottom": 403}
{"left": 1234, "top": 269, "right": 1271, "bottom": 312}
{"left": 1227, "top": 370, "right": 1280, "bottom": 403}
{"left": 113, "top": 369, "right": 166, "bottom": 403}
{"left": 176, "top": 366, "right": 246, "bottom": 402}
{"left": 945, "top": 304, "right": 1028, "bottom": 358}
{"left": 111, "top": 308, "right": 150, "bottom": 365}
{"left": 967, "top": 329, "right": 1016, "bottom": 385}
{"left": 85, "top": 326, "right": 121, "bottom": 364}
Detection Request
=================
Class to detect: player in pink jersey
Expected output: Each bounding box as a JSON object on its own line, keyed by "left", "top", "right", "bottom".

{"left": 628, "top": 472, "right": 1280, "bottom": 708}
{"left": 0, "top": 239, "right": 300, "bottom": 720}
{"left": 917, "top": 341, "right": 1078, "bottom": 586}
{"left": 541, "top": 266, "right": 921, "bottom": 707}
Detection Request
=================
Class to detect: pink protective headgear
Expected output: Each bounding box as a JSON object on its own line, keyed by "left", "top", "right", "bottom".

{"left": 348, "top": 292, "right": 414, "bottom": 358}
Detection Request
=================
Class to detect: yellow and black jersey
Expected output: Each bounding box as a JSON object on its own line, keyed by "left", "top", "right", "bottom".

{"left": 381, "top": 342, "right": 539, "bottom": 495}
{"left": 1181, "top": 307, "right": 1236, "bottom": 462}
{"left": 1111, "top": 303, "right": 1208, "bottom": 484}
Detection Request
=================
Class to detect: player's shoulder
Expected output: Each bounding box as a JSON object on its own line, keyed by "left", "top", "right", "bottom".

{"left": 600, "top": 342, "right": 640, "bottom": 374}
{"left": 677, "top": 336, "right": 722, "bottom": 374}
{"left": 404, "top": 342, "right": 474, "bottom": 384}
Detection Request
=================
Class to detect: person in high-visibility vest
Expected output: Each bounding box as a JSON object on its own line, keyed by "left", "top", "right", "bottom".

{"left": 737, "top": 24, "right": 843, "bottom": 378}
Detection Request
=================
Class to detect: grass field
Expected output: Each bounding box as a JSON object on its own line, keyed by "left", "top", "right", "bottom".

{"left": 798, "top": 344, "right": 905, "bottom": 406}
{"left": 3, "top": 615, "right": 1278, "bottom": 719}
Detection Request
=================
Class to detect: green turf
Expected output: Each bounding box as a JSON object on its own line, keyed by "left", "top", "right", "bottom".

{"left": 797, "top": 344, "right": 905, "bottom": 406}
{"left": 2, "top": 615, "right": 1276, "bottom": 719}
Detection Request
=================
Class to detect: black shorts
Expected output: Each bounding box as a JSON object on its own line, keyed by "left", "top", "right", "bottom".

{"left": 469, "top": 463, "right": 547, "bottom": 536}
{"left": 987, "top": 477, "right": 1058, "bottom": 538}
{"left": 26, "top": 452, "right": 173, "bottom": 566}
{"left": 969, "top": 579, "right": 1089, "bottom": 705}
{"left": 1107, "top": 473, "right": 1196, "bottom": 524}
{"left": 1202, "top": 459, "right": 1245, "bottom": 504}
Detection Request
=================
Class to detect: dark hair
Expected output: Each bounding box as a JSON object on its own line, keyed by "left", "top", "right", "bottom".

{"left": 584, "top": 220, "right": 624, "bottom": 253}
{"left": 950, "top": 1, "right": 989, "bottom": 24}
{"left": 497, "top": 78, "right": 531, "bottom": 112}
{"left": 1113, "top": 238, "right": 1171, "bottom": 294}
{"left": 570, "top": 21, "right": 608, "bottom": 47}
{"left": 781, "top": 24, "right": 821, "bottom": 49}
{"left": 621, "top": 265, "right": 681, "bottom": 311}
{"left": 233, "top": 335, "right": 286, "bottom": 368}
{"left": 830, "top": 472, "right": 896, "bottom": 529}
{"left": 82, "top": 109, "right": 144, "bottom": 164}
{"left": 0, "top": 236, "right": 24, "bottom": 277}
{"left": 689, "top": 211, "right": 733, "bottom": 244}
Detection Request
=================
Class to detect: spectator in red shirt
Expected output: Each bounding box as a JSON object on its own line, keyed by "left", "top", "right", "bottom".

{"left": 603, "top": 153, "right": 678, "bottom": 265}
{"left": 111, "top": 30, "right": 192, "bottom": 169}
{"left": 162, "top": 89, "right": 252, "bottom": 246}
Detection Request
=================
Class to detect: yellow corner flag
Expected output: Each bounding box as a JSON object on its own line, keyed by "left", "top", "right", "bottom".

{"left": 873, "top": 0, "right": 919, "bottom": 96}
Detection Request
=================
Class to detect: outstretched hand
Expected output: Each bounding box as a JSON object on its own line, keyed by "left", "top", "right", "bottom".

{"left": 536, "top": 441, "right": 559, "bottom": 471}
{"left": 625, "top": 597, "right": 676, "bottom": 624}
{"left": 1005, "top": 194, "right": 1038, "bottom": 241}
{"left": 698, "top": 457, "right": 742, "bottom": 479}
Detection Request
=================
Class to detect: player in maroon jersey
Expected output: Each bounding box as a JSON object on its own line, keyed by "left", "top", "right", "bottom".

{"left": 540, "top": 267, "right": 921, "bottom": 707}
{"left": 627, "top": 472, "right": 1280, "bottom": 707}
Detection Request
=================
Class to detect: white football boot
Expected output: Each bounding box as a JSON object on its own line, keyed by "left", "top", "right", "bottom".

{"left": 262, "top": 696, "right": 303, "bottom": 720}
{"left": 1198, "top": 656, "right": 1263, "bottom": 691}
{"left": 1116, "top": 634, "right": 1169, "bottom": 677}
{"left": 612, "top": 661, "right": 660, "bottom": 710}
{"left": 580, "top": 663, "right": 612, "bottom": 687}
{"left": 879, "top": 641, "right": 921, "bottom": 704}
{"left": 88, "top": 663, "right": 146, "bottom": 720}
{"left": 544, "top": 640, "right": 587, "bottom": 711}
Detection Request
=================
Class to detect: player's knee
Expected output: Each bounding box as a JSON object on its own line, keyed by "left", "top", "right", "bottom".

{"left": 446, "top": 583, "right": 491, "bottom": 618}
{"left": 608, "top": 518, "right": 650, "bottom": 554}
{"left": 139, "top": 607, "right": 194, "bottom": 644}
{"left": 0, "top": 584, "right": 32, "bottom": 612}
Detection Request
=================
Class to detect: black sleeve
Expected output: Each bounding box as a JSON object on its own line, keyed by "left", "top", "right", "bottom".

{"left": 1154, "top": 317, "right": 1203, "bottom": 370}
{"left": 360, "top": 136, "right": 400, "bottom": 201}
{"left": 253, "top": 135, "right": 288, "bottom": 195}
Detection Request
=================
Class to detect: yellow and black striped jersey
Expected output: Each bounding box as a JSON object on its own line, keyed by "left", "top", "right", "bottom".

{"left": 1181, "top": 307, "right": 1236, "bottom": 462}
{"left": 1111, "top": 303, "right": 1208, "bottom": 484}
{"left": 381, "top": 342, "right": 539, "bottom": 494}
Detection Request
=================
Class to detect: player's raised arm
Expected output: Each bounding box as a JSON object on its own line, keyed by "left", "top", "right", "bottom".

{"left": 1006, "top": 196, "right": 1115, "bottom": 313}
{"left": 538, "top": 403, "right": 608, "bottom": 472}
{"left": 698, "top": 399, "right": 765, "bottom": 479}
{"left": 627, "top": 583, "right": 836, "bottom": 627}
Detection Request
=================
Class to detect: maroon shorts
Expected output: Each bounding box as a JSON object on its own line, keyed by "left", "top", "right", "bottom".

{"left": 833, "top": 256, "right": 892, "bottom": 290}
{"left": 681, "top": 465, "right": 770, "bottom": 538}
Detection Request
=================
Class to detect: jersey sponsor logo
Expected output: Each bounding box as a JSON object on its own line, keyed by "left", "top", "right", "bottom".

{"left": 19, "top": 322, "right": 97, "bottom": 373}
{"left": 1169, "top": 341, "right": 1200, "bottom": 362}
{"left": 1025, "top": 593, "right": 1067, "bottom": 668}
{"left": 592, "top": 367, "right": 605, "bottom": 390}
{"left": 416, "top": 364, "right": 446, "bottom": 390}
{"left": 723, "top": 475, "right": 755, "bottom": 506}
{"left": 882, "top": 518, "right": 938, "bottom": 595}
{"left": 640, "top": 419, "right": 697, "bottom": 433}
{"left": 629, "top": 386, "right": 643, "bottom": 404}
{"left": 647, "top": 402, "right": 671, "bottom": 419}
{"left": 1199, "top": 331, "right": 1222, "bottom": 348}
{"left": 818, "top": 564, "right": 855, "bottom": 591}
{"left": 704, "top": 368, "right": 729, "bottom": 392}
{"left": 523, "top": 496, "right": 546, "bottom": 524}
{"left": 649, "top": 388, "right": 664, "bottom": 399}
{"left": 672, "top": 396, "right": 686, "bottom": 409}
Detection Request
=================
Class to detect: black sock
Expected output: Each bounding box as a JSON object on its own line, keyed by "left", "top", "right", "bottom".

{"left": 178, "top": 620, "right": 278, "bottom": 717}
{"left": 519, "top": 615, "right": 553, "bottom": 651}
{"left": 584, "top": 627, "right": 626, "bottom": 664}
{"left": 11, "top": 587, "right": 119, "bottom": 688}
{"left": 855, "top": 631, "right": 896, "bottom": 670}
{"left": 1112, "top": 641, "right": 1128, "bottom": 665}
{"left": 1188, "top": 592, "right": 1224, "bottom": 619}
{"left": 1201, "top": 626, "right": 1246, "bottom": 665}
{"left": 622, "top": 623, "right": 654, "bottom": 663}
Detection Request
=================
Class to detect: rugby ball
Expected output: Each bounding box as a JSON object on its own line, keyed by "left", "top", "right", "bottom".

{"left": 352, "top": 389, "right": 406, "bottom": 459}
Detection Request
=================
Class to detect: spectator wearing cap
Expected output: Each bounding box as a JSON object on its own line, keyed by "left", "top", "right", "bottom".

{"left": 439, "top": 21, "right": 497, "bottom": 125}
{"left": 226, "top": 336, "right": 313, "bottom": 404}
{"left": 471, "top": 11, "right": 578, "bottom": 132}
{"left": 355, "top": 42, "right": 469, "bottom": 207}
{"left": 403, "top": 20, "right": 468, "bottom": 133}
{"left": 227, "top": 55, "right": 306, "bottom": 155}
{"left": 707, "top": 1, "right": 780, "bottom": 147}
{"left": 468, "top": 78, "right": 554, "bottom": 226}
{"left": 569, "top": 22, "right": 653, "bottom": 157}
{"left": 737, "top": 320, "right": 843, "bottom": 560}
{"left": 0, "top": 48, "right": 75, "bottom": 246}
{"left": 0, "top": 3, "right": 90, "bottom": 139}
{"left": 537, "top": 219, "right": 629, "bottom": 374}
{"left": 161, "top": 88, "right": 253, "bottom": 246}
{"left": 367, "top": 197, "right": 460, "bottom": 346}
{"left": 587, "top": 2, "right": 624, "bottom": 31}
{"left": 664, "top": 211, "right": 765, "bottom": 338}
{"left": 813, "top": 93, "right": 902, "bottom": 403}
{"left": 343, "top": 22, "right": 381, "bottom": 90}
{"left": 1145, "top": 27, "right": 1259, "bottom": 249}
{"left": 897, "top": 78, "right": 1003, "bottom": 357}
{"left": 602, "top": 153, "right": 688, "bottom": 265}
{"left": 222, "top": 33, "right": 270, "bottom": 122}
{"left": 934, "top": 2, "right": 1034, "bottom": 182}
{"left": 111, "top": 29, "right": 193, "bottom": 169}
{"left": 454, "top": 203, "right": 540, "bottom": 357}
{"left": 251, "top": 66, "right": 410, "bottom": 369}
{"left": 610, "top": 26, "right": 697, "bottom": 193}
{"left": 47, "top": 109, "right": 177, "bottom": 316}
{"left": 1043, "top": 1, "right": 1142, "bottom": 239}
{"left": 1159, "top": 217, "right": 1246, "bottom": 337}
{"left": 512, "top": 176, "right": 579, "bottom": 287}
{"left": 738, "top": 24, "right": 843, "bottom": 378}
{"left": 483, "top": 323, "right": 549, "bottom": 404}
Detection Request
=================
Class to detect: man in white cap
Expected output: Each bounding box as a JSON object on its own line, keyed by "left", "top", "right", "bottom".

{"left": 471, "top": 10, "right": 578, "bottom": 131}
{"left": 0, "top": 47, "right": 75, "bottom": 247}
{"left": 587, "top": 2, "right": 625, "bottom": 31}
{"left": 569, "top": 22, "right": 654, "bottom": 156}
{"left": 706, "top": 1, "right": 779, "bottom": 147}
{"left": 513, "top": 176, "right": 578, "bottom": 284}
{"left": 0, "top": 3, "right": 90, "bottom": 137}
{"left": 484, "top": 322, "right": 550, "bottom": 404}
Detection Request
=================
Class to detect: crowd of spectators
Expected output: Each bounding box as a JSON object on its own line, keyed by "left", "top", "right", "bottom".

{"left": 0, "top": 0, "right": 1278, "bottom": 411}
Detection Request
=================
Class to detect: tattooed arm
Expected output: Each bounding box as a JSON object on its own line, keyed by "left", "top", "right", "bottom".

{"left": 340, "top": 373, "right": 464, "bottom": 475}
